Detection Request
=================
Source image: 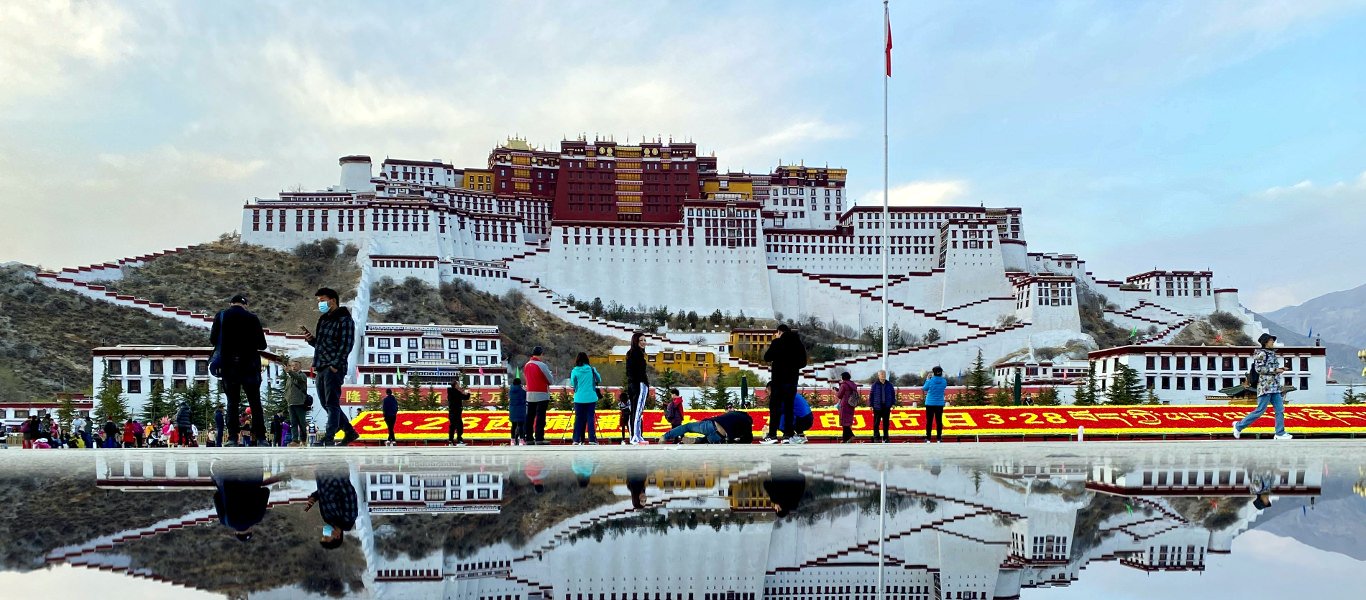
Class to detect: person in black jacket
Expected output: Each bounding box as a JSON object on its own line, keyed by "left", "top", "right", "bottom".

{"left": 306, "top": 463, "right": 358, "bottom": 550}
{"left": 625, "top": 332, "right": 650, "bottom": 444}
{"left": 661, "top": 410, "right": 754, "bottom": 444}
{"left": 447, "top": 377, "right": 470, "bottom": 446}
{"left": 210, "top": 294, "right": 267, "bottom": 447}
{"left": 763, "top": 459, "right": 807, "bottom": 518}
{"left": 303, "top": 288, "right": 358, "bottom": 446}
{"left": 762, "top": 324, "right": 807, "bottom": 444}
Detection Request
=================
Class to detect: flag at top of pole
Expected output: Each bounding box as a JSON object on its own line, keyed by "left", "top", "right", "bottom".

{"left": 885, "top": 5, "right": 893, "bottom": 77}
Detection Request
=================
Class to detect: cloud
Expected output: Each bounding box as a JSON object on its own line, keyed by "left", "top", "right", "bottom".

{"left": 858, "top": 180, "right": 971, "bottom": 207}
{"left": 0, "top": 0, "right": 135, "bottom": 104}
{"left": 1254, "top": 171, "right": 1366, "bottom": 202}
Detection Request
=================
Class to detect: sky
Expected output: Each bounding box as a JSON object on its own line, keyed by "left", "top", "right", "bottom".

{"left": 1, "top": 0, "right": 1364, "bottom": 312}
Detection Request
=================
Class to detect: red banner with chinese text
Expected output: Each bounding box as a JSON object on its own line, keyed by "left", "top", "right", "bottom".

{"left": 347, "top": 404, "right": 1366, "bottom": 441}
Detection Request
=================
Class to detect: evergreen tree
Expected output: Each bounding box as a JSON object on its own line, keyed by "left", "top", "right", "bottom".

{"left": 142, "top": 382, "right": 171, "bottom": 423}
{"left": 1105, "top": 364, "right": 1145, "bottom": 405}
{"left": 963, "top": 350, "right": 991, "bottom": 406}
{"left": 262, "top": 371, "right": 288, "bottom": 418}
{"left": 552, "top": 387, "right": 574, "bottom": 411}
{"left": 703, "top": 373, "right": 733, "bottom": 410}
{"left": 399, "top": 376, "right": 425, "bottom": 411}
{"left": 1075, "top": 364, "right": 1099, "bottom": 406}
{"left": 655, "top": 368, "right": 681, "bottom": 405}
{"left": 496, "top": 383, "right": 510, "bottom": 410}
{"left": 1144, "top": 388, "right": 1162, "bottom": 405}
{"left": 94, "top": 368, "right": 129, "bottom": 424}
{"left": 365, "top": 381, "right": 382, "bottom": 412}
{"left": 990, "top": 388, "right": 1013, "bottom": 406}
{"left": 1036, "top": 387, "right": 1061, "bottom": 406}
{"left": 709, "top": 309, "right": 724, "bottom": 326}
{"left": 925, "top": 328, "right": 941, "bottom": 344}
{"left": 56, "top": 394, "right": 76, "bottom": 432}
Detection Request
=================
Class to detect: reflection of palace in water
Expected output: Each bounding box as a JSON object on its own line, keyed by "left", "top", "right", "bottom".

{"left": 59, "top": 450, "right": 1326, "bottom": 599}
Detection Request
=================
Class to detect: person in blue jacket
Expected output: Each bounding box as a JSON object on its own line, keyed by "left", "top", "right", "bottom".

{"left": 921, "top": 366, "right": 948, "bottom": 443}
{"left": 869, "top": 370, "right": 897, "bottom": 443}
{"left": 508, "top": 378, "right": 528, "bottom": 446}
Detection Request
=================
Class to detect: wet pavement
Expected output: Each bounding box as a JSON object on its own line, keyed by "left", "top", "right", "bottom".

{"left": 0, "top": 441, "right": 1361, "bottom": 599}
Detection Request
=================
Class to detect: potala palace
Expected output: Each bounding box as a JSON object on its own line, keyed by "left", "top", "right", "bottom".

{"left": 234, "top": 137, "right": 1265, "bottom": 384}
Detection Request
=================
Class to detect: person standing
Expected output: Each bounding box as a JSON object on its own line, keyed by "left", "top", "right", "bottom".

{"left": 283, "top": 362, "right": 309, "bottom": 447}
{"left": 210, "top": 294, "right": 268, "bottom": 447}
{"left": 869, "top": 370, "right": 896, "bottom": 443}
{"left": 835, "top": 372, "right": 859, "bottom": 443}
{"left": 303, "top": 288, "right": 359, "bottom": 447}
{"left": 922, "top": 366, "right": 948, "bottom": 443}
{"left": 1233, "top": 334, "right": 1293, "bottom": 440}
{"left": 664, "top": 388, "right": 685, "bottom": 431}
{"left": 132, "top": 419, "right": 144, "bottom": 448}
{"left": 508, "top": 377, "right": 527, "bottom": 446}
{"left": 213, "top": 406, "right": 225, "bottom": 447}
{"left": 762, "top": 324, "right": 807, "bottom": 444}
{"left": 771, "top": 385, "right": 813, "bottom": 443}
{"left": 122, "top": 419, "right": 138, "bottom": 448}
{"left": 71, "top": 414, "right": 89, "bottom": 449}
{"left": 625, "top": 333, "right": 651, "bottom": 445}
{"left": 570, "top": 352, "right": 601, "bottom": 445}
{"left": 522, "top": 347, "right": 554, "bottom": 445}
{"left": 83, "top": 416, "right": 94, "bottom": 450}
{"left": 381, "top": 389, "right": 399, "bottom": 447}
{"left": 102, "top": 418, "right": 119, "bottom": 448}
{"left": 270, "top": 412, "right": 285, "bottom": 447}
{"left": 175, "top": 400, "right": 193, "bottom": 447}
{"left": 447, "top": 378, "right": 470, "bottom": 446}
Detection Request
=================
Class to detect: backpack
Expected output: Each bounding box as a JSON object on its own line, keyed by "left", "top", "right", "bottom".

{"left": 208, "top": 311, "right": 224, "bottom": 377}
{"left": 1244, "top": 350, "right": 1265, "bottom": 389}
{"left": 664, "top": 400, "right": 681, "bottom": 422}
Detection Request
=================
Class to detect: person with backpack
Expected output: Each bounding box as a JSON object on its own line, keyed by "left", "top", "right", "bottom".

{"left": 1233, "top": 333, "right": 1292, "bottom": 440}
{"left": 570, "top": 352, "right": 602, "bottom": 445}
{"left": 283, "top": 361, "right": 310, "bottom": 447}
{"left": 617, "top": 390, "right": 633, "bottom": 444}
{"left": 922, "top": 366, "right": 948, "bottom": 443}
{"left": 625, "top": 332, "right": 650, "bottom": 445}
{"left": 508, "top": 377, "right": 527, "bottom": 446}
{"left": 210, "top": 294, "right": 268, "bottom": 448}
{"left": 664, "top": 389, "right": 685, "bottom": 430}
{"left": 175, "top": 400, "right": 194, "bottom": 447}
{"left": 868, "top": 370, "right": 896, "bottom": 443}
{"left": 835, "top": 371, "right": 859, "bottom": 443}
{"left": 447, "top": 378, "right": 470, "bottom": 447}
{"left": 522, "top": 347, "right": 554, "bottom": 445}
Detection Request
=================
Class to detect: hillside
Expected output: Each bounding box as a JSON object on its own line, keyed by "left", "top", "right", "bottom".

{"left": 1252, "top": 314, "right": 1360, "bottom": 381}
{"left": 0, "top": 264, "right": 206, "bottom": 402}
{"left": 1266, "top": 283, "right": 1366, "bottom": 348}
{"left": 98, "top": 235, "right": 362, "bottom": 334}
{"left": 369, "top": 276, "right": 615, "bottom": 377}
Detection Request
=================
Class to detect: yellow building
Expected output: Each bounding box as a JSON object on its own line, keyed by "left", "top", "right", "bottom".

{"left": 729, "top": 328, "right": 773, "bottom": 362}
{"left": 701, "top": 173, "right": 755, "bottom": 199}
{"left": 462, "top": 168, "right": 493, "bottom": 192}
{"left": 590, "top": 346, "right": 718, "bottom": 379}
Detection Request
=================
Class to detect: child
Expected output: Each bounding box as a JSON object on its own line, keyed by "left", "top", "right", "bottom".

{"left": 618, "top": 391, "right": 633, "bottom": 445}
{"left": 664, "top": 389, "right": 685, "bottom": 430}
{"left": 508, "top": 377, "right": 527, "bottom": 446}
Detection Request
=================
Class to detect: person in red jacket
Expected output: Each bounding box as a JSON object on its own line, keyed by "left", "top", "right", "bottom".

{"left": 522, "top": 347, "right": 554, "bottom": 444}
{"left": 664, "top": 389, "right": 685, "bottom": 430}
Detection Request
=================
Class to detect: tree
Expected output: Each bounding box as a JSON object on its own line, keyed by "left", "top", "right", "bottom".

{"left": 1344, "top": 384, "right": 1362, "bottom": 405}
{"left": 142, "top": 382, "right": 172, "bottom": 423}
{"left": 888, "top": 323, "right": 905, "bottom": 348}
{"left": 686, "top": 311, "right": 699, "bottom": 330}
{"left": 1105, "top": 364, "right": 1145, "bottom": 405}
{"left": 399, "top": 376, "right": 425, "bottom": 411}
{"left": 963, "top": 349, "right": 991, "bottom": 406}
{"left": 655, "top": 368, "right": 681, "bottom": 405}
{"left": 1036, "top": 387, "right": 1061, "bottom": 406}
{"left": 496, "top": 382, "right": 510, "bottom": 410}
{"left": 552, "top": 387, "right": 574, "bottom": 411}
{"left": 56, "top": 394, "right": 76, "bottom": 432}
{"left": 590, "top": 297, "right": 604, "bottom": 317}
{"left": 1075, "top": 364, "right": 1099, "bottom": 406}
{"left": 1144, "top": 389, "right": 1162, "bottom": 406}
{"left": 702, "top": 372, "right": 733, "bottom": 410}
{"left": 709, "top": 309, "right": 724, "bottom": 327}
{"left": 990, "top": 388, "right": 1013, "bottom": 406}
{"left": 925, "top": 328, "right": 941, "bottom": 344}
{"left": 365, "top": 380, "right": 382, "bottom": 412}
{"left": 262, "top": 371, "right": 288, "bottom": 418}
{"left": 94, "top": 368, "right": 129, "bottom": 424}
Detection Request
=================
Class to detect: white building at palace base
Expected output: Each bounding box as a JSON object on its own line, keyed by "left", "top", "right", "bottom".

{"left": 91, "top": 345, "right": 287, "bottom": 419}
{"left": 1087, "top": 345, "right": 1327, "bottom": 404}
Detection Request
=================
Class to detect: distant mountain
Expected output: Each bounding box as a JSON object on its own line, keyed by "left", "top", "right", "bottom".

{"left": 1253, "top": 475, "right": 1366, "bottom": 561}
{"left": 1252, "top": 314, "right": 1360, "bottom": 382}
{"left": 1266, "top": 283, "right": 1366, "bottom": 348}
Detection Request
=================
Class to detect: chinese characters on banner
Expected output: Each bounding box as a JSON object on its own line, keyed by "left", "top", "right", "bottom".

{"left": 348, "top": 405, "right": 1366, "bottom": 440}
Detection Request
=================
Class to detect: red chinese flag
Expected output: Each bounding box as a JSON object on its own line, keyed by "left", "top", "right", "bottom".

{"left": 885, "top": 16, "right": 893, "bottom": 77}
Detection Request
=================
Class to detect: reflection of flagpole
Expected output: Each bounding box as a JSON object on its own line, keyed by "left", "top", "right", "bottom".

{"left": 881, "top": 0, "right": 891, "bottom": 376}
{"left": 878, "top": 464, "right": 887, "bottom": 600}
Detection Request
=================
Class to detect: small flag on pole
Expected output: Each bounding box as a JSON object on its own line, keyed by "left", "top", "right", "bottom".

{"left": 1307, "top": 327, "right": 1313, "bottom": 339}
{"left": 1129, "top": 327, "right": 1138, "bottom": 339}
{"left": 885, "top": 11, "right": 893, "bottom": 77}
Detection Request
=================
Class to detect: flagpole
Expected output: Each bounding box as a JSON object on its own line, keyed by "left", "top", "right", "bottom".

{"left": 881, "top": 0, "right": 890, "bottom": 378}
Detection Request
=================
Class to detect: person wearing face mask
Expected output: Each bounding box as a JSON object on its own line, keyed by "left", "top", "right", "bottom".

{"left": 210, "top": 293, "right": 267, "bottom": 447}
{"left": 306, "top": 463, "right": 358, "bottom": 550}
{"left": 302, "top": 287, "right": 359, "bottom": 446}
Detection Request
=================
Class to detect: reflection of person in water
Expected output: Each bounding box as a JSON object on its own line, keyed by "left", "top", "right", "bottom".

{"left": 626, "top": 465, "right": 649, "bottom": 510}
{"left": 212, "top": 463, "right": 291, "bottom": 542}
{"left": 763, "top": 460, "right": 807, "bottom": 518}
{"left": 306, "top": 465, "right": 358, "bottom": 550}
{"left": 1250, "top": 468, "right": 1277, "bottom": 510}
{"left": 571, "top": 454, "right": 596, "bottom": 488}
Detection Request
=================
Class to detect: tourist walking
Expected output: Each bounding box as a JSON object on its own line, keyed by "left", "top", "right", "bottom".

{"left": 1233, "top": 333, "right": 1292, "bottom": 440}
{"left": 570, "top": 352, "right": 601, "bottom": 445}
{"left": 283, "top": 362, "right": 309, "bottom": 447}
{"left": 625, "top": 333, "right": 651, "bottom": 444}
{"left": 213, "top": 406, "right": 225, "bottom": 447}
{"left": 922, "top": 366, "right": 948, "bottom": 443}
{"left": 508, "top": 377, "right": 527, "bottom": 445}
{"left": 523, "top": 347, "right": 553, "bottom": 445}
{"left": 381, "top": 389, "right": 399, "bottom": 446}
{"left": 307, "top": 463, "right": 358, "bottom": 550}
{"left": 661, "top": 410, "right": 755, "bottom": 444}
{"left": 447, "top": 378, "right": 469, "bottom": 446}
{"left": 835, "top": 372, "right": 859, "bottom": 443}
{"left": 303, "top": 287, "right": 359, "bottom": 446}
{"left": 762, "top": 324, "right": 807, "bottom": 444}
{"left": 868, "top": 370, "right": 896, "bottom": 443}
{"left": 211, "top": 293, "right": 268, "bottom": 447}
{"left": 664, "top": 388, "right": 685, "bottom": 430}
